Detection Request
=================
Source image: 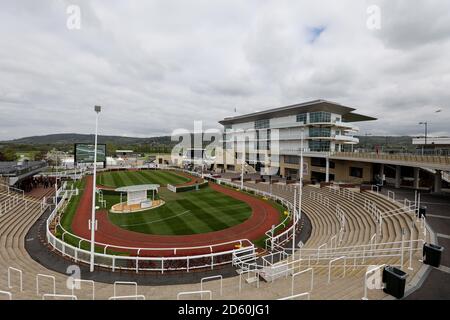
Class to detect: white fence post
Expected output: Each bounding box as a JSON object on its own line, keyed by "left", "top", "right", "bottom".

{"left": 200, "top": 275, "right": 223, "bottom": 297}
{"left": 71, "top": 279, "right": 95, "bottom": 300}
{"left": 108, "top": 295, "right": 146, "bottom": 300}
{"left": 177, "top": 290, "right": 212, "bottom": 300}
{"left": 362, "top": 265, "right": 385, "bottom": 300}
{"left": 42, "top": 294, "right": 77, "bottom": 300}
{"left": 0, "top": 290, "right": 12, "bottom": 300}
{"left": 291, "top": 268, "right": 313, "bottom": 296}
{"left": 36, "top": 274, "right": 56, "bottom": 296}
{"left": 113, "top": 281, "right": 137, "bottom": 298}
{"left": 278, "top": 292, "right": 310, "bottom": 300}
{"left": 8, "top": 267, "right": 23, "bottom": 292}
{"left": 328, "top": 256, "right": 346, "bottom": 283}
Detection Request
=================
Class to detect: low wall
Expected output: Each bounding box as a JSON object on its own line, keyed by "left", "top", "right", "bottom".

{"left": 167, "top": 180, "right": 208, "bottom": 193}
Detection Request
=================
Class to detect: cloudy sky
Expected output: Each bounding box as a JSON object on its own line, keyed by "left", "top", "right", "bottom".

{"left": 0, "top": 0, "right": 449, "bottom": 140}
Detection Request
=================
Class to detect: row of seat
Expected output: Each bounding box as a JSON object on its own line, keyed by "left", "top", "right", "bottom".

{"left": 236, "top": 180, "right": 425, "bottom": 298}
{"left": 0, "top": 177, "right": 426, "bottom": 300}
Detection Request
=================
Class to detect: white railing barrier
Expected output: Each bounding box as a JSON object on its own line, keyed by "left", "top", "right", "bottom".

{"left": 200, "top": 275, "right": 223, "bottom": 297}
{"left": 42, "top": 294, "right": 77, "bottom": 300}
{"left": 177, "top": 290, "right": 212, "bottom": 300}
{"left": 8, "top": 267, "right": 23, "bottom": 292}
{"left": 210, "top": 176, "right": 295, "bottom": 251}
{"left": 36, "top": 274, "right": 56, "bottom": 296}
{"left": 278, "top": 292, "right": 310, "bottom": 300}
{"left": 330, "top": 235, "right": 337, "bottom": 250}
{"left": 328, "top": 256, "right": 346, "bottom": 283}
{"left": 71, "top": 279, "right": 95, "bottom": 300}
{"left": 47, "top": 187, "right": 255, "bottom": 273}
{"left": 362, "top": 265, "right": 386, "bottom": 300}
{"left": 0, "top": 290, "right": 12, "bottom": 300}
{"left": 109, "top": 295, "right": 146, "bottom": 300}
{"left": 317, "top": 243, "right": 328, "bottom": 263}
{"left": 291, "top": 268, "right": 313, "bottom": 296}
{"left": 370, "top": 234, "right": 377, "bottom": 256}
{"left": 113, "top": 281, "right": 137, "bottom": 298}
{"left": 239, "top": 269, "right": 260, "bottom": 292}
{"left": 387, "top": 191, "right": 395, "bottom": 202}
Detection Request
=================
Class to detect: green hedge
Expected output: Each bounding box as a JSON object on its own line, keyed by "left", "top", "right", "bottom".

{"left": 174, "top": 180, "right": 209, "bottom": 193}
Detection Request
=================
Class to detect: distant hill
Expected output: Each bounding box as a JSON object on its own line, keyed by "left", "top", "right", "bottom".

{"left": 0, "top": 133, "right": 173, "bottom": 146}
{"left": 0, "top": 133, "right": 418, "bottom": 154}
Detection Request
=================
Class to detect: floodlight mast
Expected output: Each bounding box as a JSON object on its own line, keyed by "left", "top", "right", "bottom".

{"left": 292, "top": 129, "right": 305, "bottom": 255}
{"left": 90, "top": 105, "right": 101, "bottom": 272}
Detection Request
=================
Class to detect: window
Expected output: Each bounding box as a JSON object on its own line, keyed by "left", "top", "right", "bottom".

{"left": 311, "top": 157, "right": 335, "bottom": 168}
{"left": 349, "top": 167, "right": 363, "bottom": 178}
{"left": 309, "top": 127, "right": 331, "bottom": 137}
{"left": 309, "top": 112, "right": 331, "bottom": 123}
{"left": 222, "top": 134, "right": 227, "bottom": 150}
{"left": 255, "top": 119, "right": 270, "bottom": 129}
{"left": 284, "top": 155, "right": 300, "bottom": 164}
{"left": 309, "top": 140, "right": 330, "bottom": 152}
{"left": 296, "top": 113, "right": 307, "bottom": 124}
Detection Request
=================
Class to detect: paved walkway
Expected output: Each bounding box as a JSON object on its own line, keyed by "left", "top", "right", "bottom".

{"left": 381, "top": 186, "right": 450, "bottom": 299}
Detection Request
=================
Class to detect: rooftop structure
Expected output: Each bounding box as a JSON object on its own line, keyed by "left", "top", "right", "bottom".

{"left": 216, "top": 99, "right": 377, "bottom": 179}
{"left": 0, "top": 160, "right": 47, "bottom": 185}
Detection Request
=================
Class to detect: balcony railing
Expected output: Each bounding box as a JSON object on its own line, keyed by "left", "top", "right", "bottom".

{"left": 330, "top": 151, "right": 450, "bottom": 168}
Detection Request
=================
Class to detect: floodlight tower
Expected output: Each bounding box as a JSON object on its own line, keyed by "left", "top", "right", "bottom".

{"left": 292, "top": 129, "right": 305, "bottom": 255}
{"left": 89, "top": 105, "right": 101, "bottom": 272}
{"left": 418, "top": 122, "right": 428, "bottom": 155}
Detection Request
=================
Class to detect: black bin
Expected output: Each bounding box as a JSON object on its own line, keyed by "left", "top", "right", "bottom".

{"left": 418, "top": 206, "right": 427, "bottom": 218}
{"left": 423, "top": 243, "right": 444, "bottom": 268}
{"left": 382, "top": 266, "right": 408, "bottom": 299}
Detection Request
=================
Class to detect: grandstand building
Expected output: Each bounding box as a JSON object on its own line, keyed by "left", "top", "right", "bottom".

{"left": 0, "top": 160, "right": 47, "bottom": 186}
{"left": 216, "top": 100, "right": 378, "bottom": 183}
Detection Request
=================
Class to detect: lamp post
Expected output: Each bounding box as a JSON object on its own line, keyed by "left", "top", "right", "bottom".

{"left": 418, "top": 122, "right": 428, "bottom": 155}
{"left": 364, "top": 133, "right": 372, "bottom": 151}
{"left": 90, "top": 105, "right": 101, "bottom": 272}
{"left": 292, "top": 129, "right": 305, "bottom": 255}
{"left": 241, "top": 137, "right": 245, "bottom": 190}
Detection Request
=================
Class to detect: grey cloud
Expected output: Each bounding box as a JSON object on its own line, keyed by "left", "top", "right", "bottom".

{"left": 0, "top": 0, "right": 449, "bottom": 141}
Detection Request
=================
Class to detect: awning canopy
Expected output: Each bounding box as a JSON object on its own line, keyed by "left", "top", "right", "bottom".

{"left": 115, "top": 184, "right": 160, "bottom": 193}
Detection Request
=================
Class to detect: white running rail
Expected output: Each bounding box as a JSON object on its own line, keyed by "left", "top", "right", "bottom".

{"left": 177, "top": 290, "right": 212, "bottom": 300}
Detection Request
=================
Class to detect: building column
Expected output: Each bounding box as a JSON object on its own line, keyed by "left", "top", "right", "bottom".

{"left": 325, "top": 157, "right": 330, "bottom": 183}
{"left": 413, "top": 167, "right": 420, "bottom": 189}
{"left": 379, "top": 164, "right": 385, "bottom": 185}
{"left": 434, "top": 170, "right": 442, "bottom": 193}
{"left": 395, "top": 165, "right": 401, "bottom": 189}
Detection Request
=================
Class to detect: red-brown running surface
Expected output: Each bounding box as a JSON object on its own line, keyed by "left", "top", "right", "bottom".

{"left": 71, "top": 175, "right": 280, "bottom": 257}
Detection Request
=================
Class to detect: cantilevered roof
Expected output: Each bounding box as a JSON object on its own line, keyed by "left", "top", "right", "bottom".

{"left": 115, "top": 184, "right": 160, "bottom": 192}
{"left": 219, "top": 99, "right": 377, "bottom": 125}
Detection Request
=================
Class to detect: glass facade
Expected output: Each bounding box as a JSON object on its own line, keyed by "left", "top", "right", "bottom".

{"left": 309, "top": 127, "right": 331, "bottom": 137}
{"left": 255, "top": 119, "right": 270, "bottom": 129}
{"left": 309, "top": 111, "right": 331, "bottom": 123}
{"left": 296, "top": 113, "right": 307, "bottom": 124}
{"left": 309, "top": 140, "right": 330, "bottom": 152}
